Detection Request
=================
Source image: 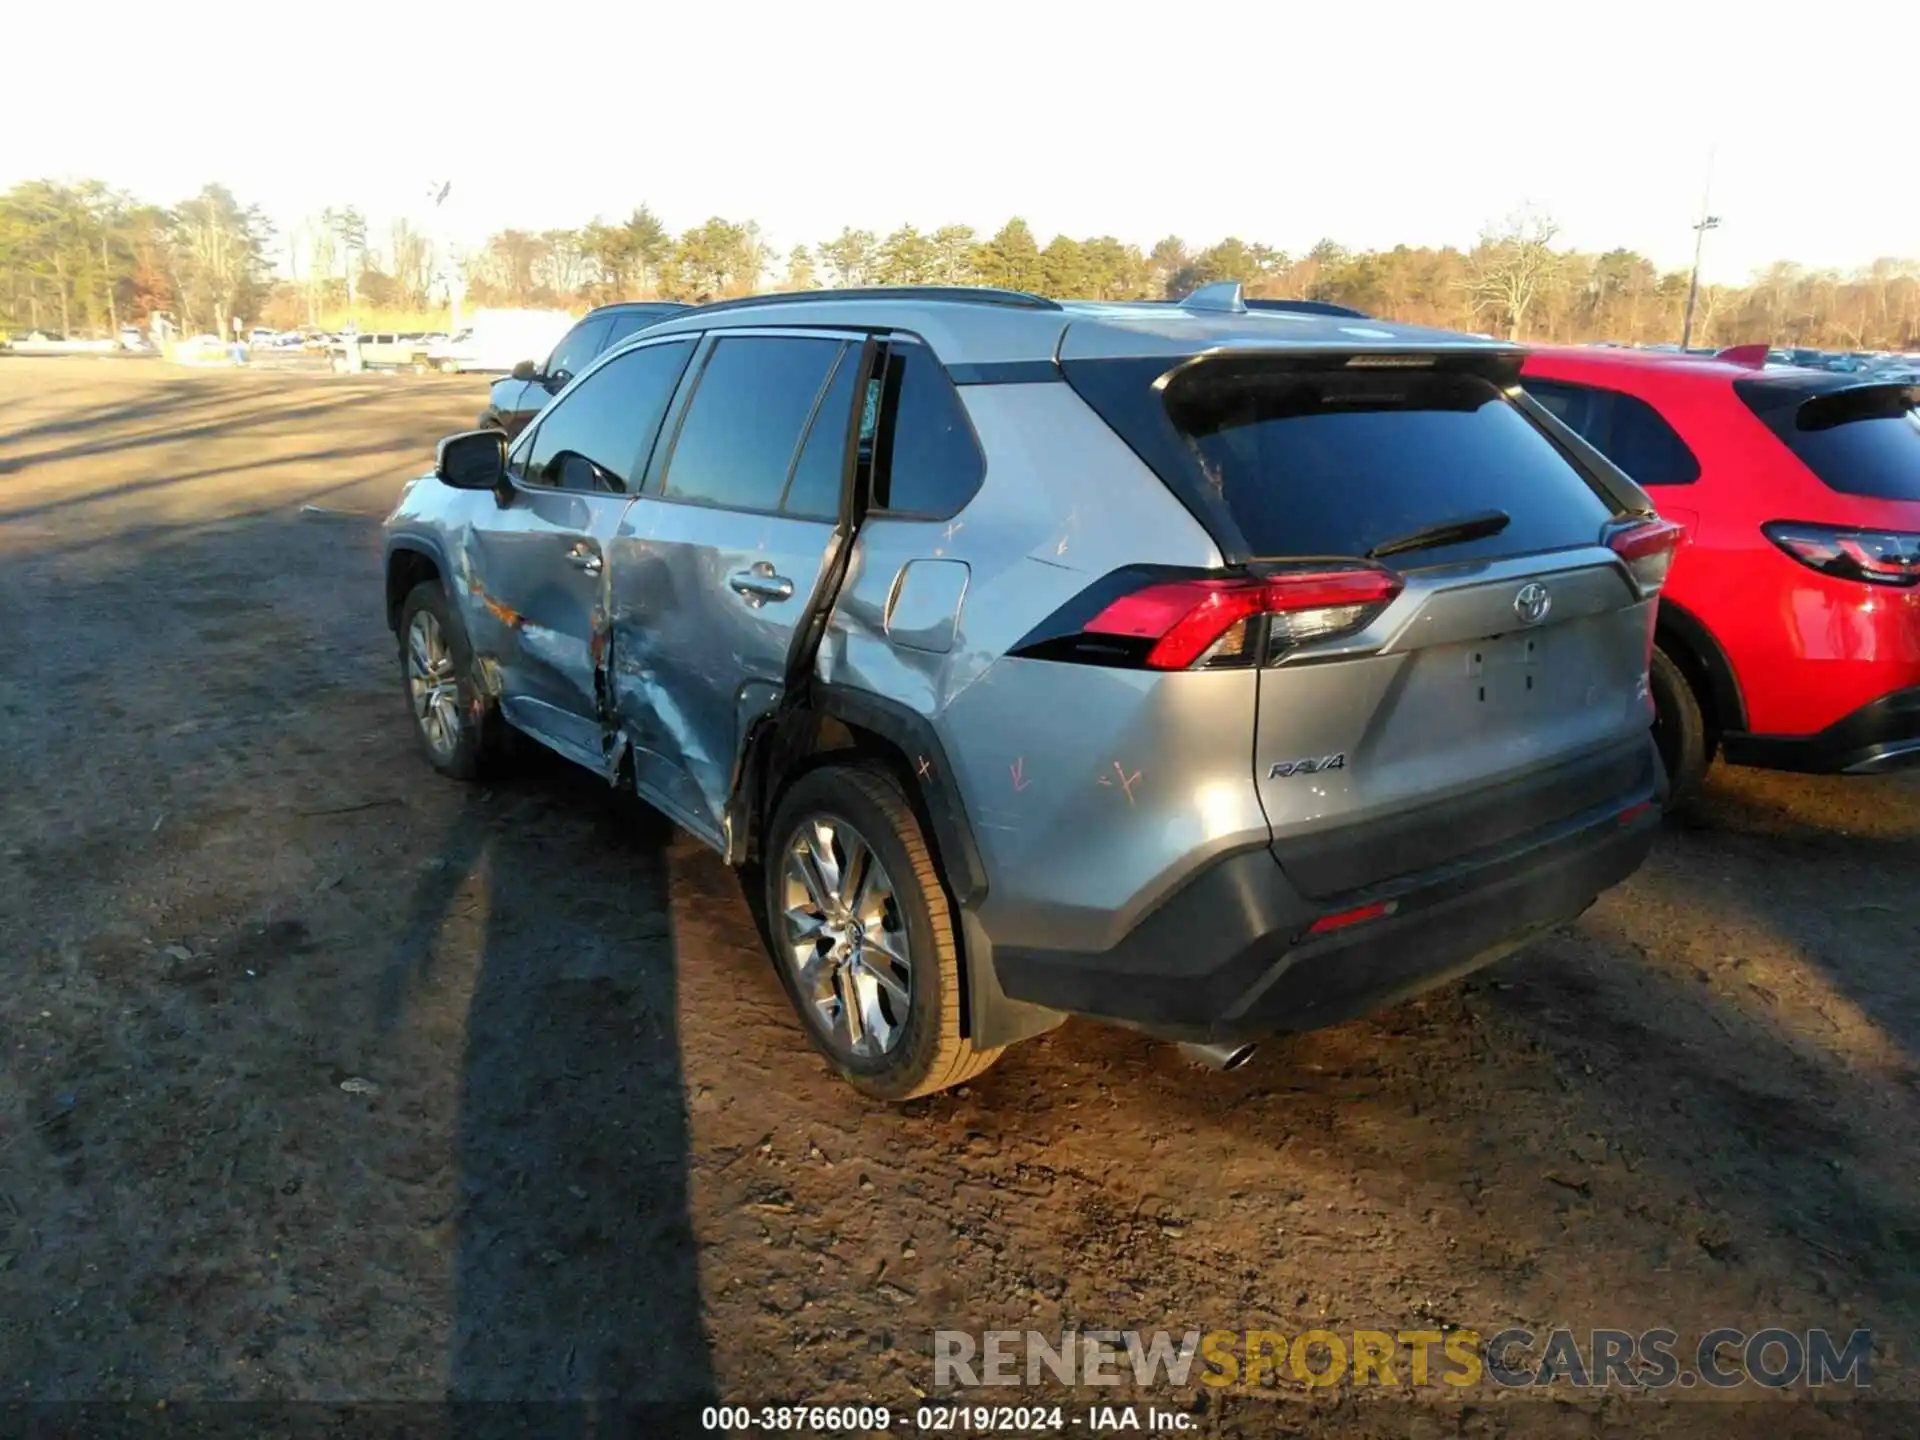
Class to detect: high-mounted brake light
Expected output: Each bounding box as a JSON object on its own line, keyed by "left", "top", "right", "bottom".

{"left": 1605, "top": 517, "right": 1686, "bottom": 596}
{"left": 1076, "top": 568, "right": 1403, "bottom": 670}
{"left": 1763, "top": 521, "right": 1920, "bottom": 587}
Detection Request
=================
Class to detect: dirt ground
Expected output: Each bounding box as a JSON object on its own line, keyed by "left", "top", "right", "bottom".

{"left": 1, "top": 356, "right": 1916, "bottom": 1433}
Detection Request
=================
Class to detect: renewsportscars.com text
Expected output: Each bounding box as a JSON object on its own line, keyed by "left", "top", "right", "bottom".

{"left": 933, "top": 1326, "right": 1874, "bottom": 1391}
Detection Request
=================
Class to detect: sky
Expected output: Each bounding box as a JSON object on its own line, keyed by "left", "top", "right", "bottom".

{"left": 6, "top": 0, "right": 1911, "bottom": 285}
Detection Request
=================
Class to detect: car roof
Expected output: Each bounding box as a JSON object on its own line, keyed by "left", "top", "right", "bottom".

{"left": 1526, "top": 345, "right": 1917, "bottom": 397}
{"left": 632, "top": 285, "right": 1512, "bottom": 367}
{"left": 1524, "top": 345, "right": 1772, "bottom": 385}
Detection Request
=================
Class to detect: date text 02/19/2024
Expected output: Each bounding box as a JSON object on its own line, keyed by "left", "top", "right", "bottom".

{"left": 700, "top": 1404, "right": 1192, "bottom": 1431}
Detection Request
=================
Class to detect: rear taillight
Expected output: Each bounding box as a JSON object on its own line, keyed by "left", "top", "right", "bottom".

{"left": 1014, "top": 566, "right": 1404, "bottom": 671}
{"left": 1763, "top": 521, "right": 1920, "bottom": 587}
{"left": 1605, "top": 517, "right": 1686, "bottom": 596}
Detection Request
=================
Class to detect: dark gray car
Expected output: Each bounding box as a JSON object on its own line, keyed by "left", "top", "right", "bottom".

{"left": 478, "top": 301, "right": 690, "bottom": 440}
{"left": 385, "top": 283, "right": 1674, "bottom": 1102}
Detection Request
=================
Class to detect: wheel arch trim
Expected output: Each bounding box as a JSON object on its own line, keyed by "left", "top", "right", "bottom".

{"left": 1655, "top": 597, "right": 1746, "bottom": 733}
{"left": 384, "top": 535, "right": 453, "bottom": 630}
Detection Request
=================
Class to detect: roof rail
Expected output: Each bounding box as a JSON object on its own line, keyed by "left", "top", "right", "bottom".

{"left": 687, "top": 285, "right": 1062, "bottom": 316}
{"left": 1244, "top": 298, "right": 1371, "bottom": 320}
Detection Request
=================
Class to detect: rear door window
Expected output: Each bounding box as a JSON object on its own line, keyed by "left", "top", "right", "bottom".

{"left": 659, "top": 335, "right": 845, "bottom": 512}
{"left": 781, "top": 345, "right": 860, "bottom": 520}
{"left": 1069, "top": 357, "right": 1613, "bottom": 566}
{"left": 1523, "top": 377, "right": 1700, "bottom": 486}
{"left": 1736, "top": 378, "right": 1920, "bottom": 501}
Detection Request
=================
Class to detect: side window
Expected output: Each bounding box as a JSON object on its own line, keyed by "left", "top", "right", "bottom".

{"left": 1606, "top": 391, "right": 1701, "bottom": 486}
{"left": 545, "top": 316, "right": 612, "bottom": 382}
{"left": 1524, "top": 377, "right": 1698, "bottom": 486}
{"left": 660, "top": 336, "right": 844, "bottom": 512}
{"left": 782, "top": 345, "right": 860, "bottom": 520}
{"left": 872, "top": 343, "right": 985, "bottom": 516}
{"left": 1522, "top": 377, "right": 1609, "bottom": 440}
{"left": 521, "top": 340, "right": 695, "bottom": 494}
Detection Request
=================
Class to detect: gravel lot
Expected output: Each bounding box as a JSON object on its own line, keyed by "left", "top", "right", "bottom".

{"left": 1, "top": 357, "right": 1916, "bottom": 1434}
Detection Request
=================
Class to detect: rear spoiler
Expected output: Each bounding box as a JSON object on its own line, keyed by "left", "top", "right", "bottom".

{"left": 1793, "top": 382, "right": 1918, "bottom": 432}
{"left": 1733, "top": 376, "right": 1919, "bottom": 431}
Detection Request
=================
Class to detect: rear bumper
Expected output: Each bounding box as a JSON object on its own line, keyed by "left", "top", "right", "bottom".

{"left": 1721, "top": 685, "right": 1920, "bottom": 776}
{"left": 988, "top": 744, "right": 1663, "bottom": 1044}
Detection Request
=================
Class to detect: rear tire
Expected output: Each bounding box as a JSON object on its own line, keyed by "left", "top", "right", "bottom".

{"left": 1650, "top": 644, "right": 1711, "bottom": 804}
{"left": 397, "top": 580, "right": 511, "bottom": 781}
{"left": 763, "top": 763, "right": 1003, "bottom": 1101}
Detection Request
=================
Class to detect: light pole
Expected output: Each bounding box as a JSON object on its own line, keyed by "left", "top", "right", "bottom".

{"left": 427, "top": 180, "right": 463, "bottom": 333}
{"left": 1679, "top": 213, "right": 1720, "bottom": 352}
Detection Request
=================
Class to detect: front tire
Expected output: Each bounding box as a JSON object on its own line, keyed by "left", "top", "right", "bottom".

{"left": 1650, "top": 644, "right": 1712, "bottom": 804}
{"left": 397, "top": 581, "right": 510, "bottom": 780}
{"left": 763, "top": 763, "right": 1002, "bottom": 1101}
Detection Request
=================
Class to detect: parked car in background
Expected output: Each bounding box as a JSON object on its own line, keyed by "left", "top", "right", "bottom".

{"left": 330, "top": 332, "right": 435, "bottom": 372}
{"left": 1522, "top": 347, "right": 1920, "bottom": 796}
{"left": 477, "top": 301, "right": 690, "bottom": 439}
{"left": 384, "top": 283, "right": 1672, "bottom": 1100}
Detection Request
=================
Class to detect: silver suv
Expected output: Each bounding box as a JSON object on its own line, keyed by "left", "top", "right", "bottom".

{"left": 382, "top": 284, "right": 1676, "bottom": 1100}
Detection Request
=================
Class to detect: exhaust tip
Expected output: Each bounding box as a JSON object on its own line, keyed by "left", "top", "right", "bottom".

{"left": 1178, "top": 1041, "right": 1259, "bottom": 1072}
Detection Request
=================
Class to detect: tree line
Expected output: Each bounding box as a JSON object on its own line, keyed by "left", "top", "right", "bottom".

{"left": 4, "top": 179, "right": 1917, "bottom": 351}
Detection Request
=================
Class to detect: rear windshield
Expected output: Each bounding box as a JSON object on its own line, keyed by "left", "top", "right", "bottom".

{"left": 1065, "top": 357, "right": 1615, "bottom": 565}
{"left": 1734, "top": 378, "right": 1920, "bottom": 501}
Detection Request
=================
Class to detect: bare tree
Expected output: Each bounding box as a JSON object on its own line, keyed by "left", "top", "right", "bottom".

{"left": 1465, "top": 206, "right": 1562, "bottom": 341}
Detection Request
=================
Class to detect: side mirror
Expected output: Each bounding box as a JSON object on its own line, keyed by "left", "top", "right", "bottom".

{"left": 510, "top": 358, "right": 539, "bottom": 381}
{"left": 435, "top": 429, "right": 509, "bottom": 495}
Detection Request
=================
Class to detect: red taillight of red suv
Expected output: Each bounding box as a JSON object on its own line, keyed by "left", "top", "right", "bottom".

{"left": 1012, "top": 565, "right": 1404, "bottom": 671}
{"left": 1762, "top": 521, "right": 1920, "bottom": 587}
{"left": 1605, "top": 516, "right": 1687, "bottom": 596}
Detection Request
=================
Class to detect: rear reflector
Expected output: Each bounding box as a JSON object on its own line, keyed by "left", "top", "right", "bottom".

{"left": 1763, "top": 520, "right": 1920, "bottom": 587}
{"left": 1618, "top": 800, "right": 1656, "bottom": 825}
{"left": 1082, "top": 568, "right": 1403, "bottom": 670}
{"left": 1307, "top": 899, "right": 1397, "bottom": 935}
{"left": 1605, "top": 517, "right": 1686, "bottom": 595}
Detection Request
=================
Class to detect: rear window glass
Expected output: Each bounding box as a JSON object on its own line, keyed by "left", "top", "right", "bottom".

{"left": 1070, "top": 359, "right": 1613, "bottom": 565}
{"left": 1735, "top": 379, "right": 1920, "bottom": 501}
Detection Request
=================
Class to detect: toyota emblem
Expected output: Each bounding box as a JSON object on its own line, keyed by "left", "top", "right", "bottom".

{"left": 1514, "top": 582, "right": 1553, "bottom": 625}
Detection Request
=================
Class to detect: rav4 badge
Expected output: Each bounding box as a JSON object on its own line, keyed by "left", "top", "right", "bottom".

{"left": 1268, "top": 754, "right": 1347, "bottom": 780}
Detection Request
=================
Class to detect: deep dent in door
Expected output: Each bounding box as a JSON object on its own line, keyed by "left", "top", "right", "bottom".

{"left": 460, "top": 538, "right": 628, "bottom": 783}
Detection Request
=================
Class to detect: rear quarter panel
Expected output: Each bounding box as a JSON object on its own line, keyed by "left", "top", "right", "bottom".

{"left": 817, "top": 380, "right": 1273, "bottom": 953}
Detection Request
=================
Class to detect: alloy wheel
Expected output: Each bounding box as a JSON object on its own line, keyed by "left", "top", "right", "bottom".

{"left": 779, "top": 815, "right": 913, "bottom": 1059}
{"left": 406, "top": 609, "right": 462, "bottom": 761}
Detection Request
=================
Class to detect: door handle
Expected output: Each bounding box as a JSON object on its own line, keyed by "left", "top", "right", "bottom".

{"left": 565, "top": 543, "right": 602, "bottom": 576}
{"left": 729, "top": 565, "right": 795, "bottom": 603}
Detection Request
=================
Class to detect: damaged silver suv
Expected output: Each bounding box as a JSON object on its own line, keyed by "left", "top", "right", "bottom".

{"left": 382, "top": 284, "right": 1676, "bottom": 1100}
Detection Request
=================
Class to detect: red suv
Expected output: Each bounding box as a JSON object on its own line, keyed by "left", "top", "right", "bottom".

{"left": 1520, "top": 347, "right": 1920, "bottom": 796}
